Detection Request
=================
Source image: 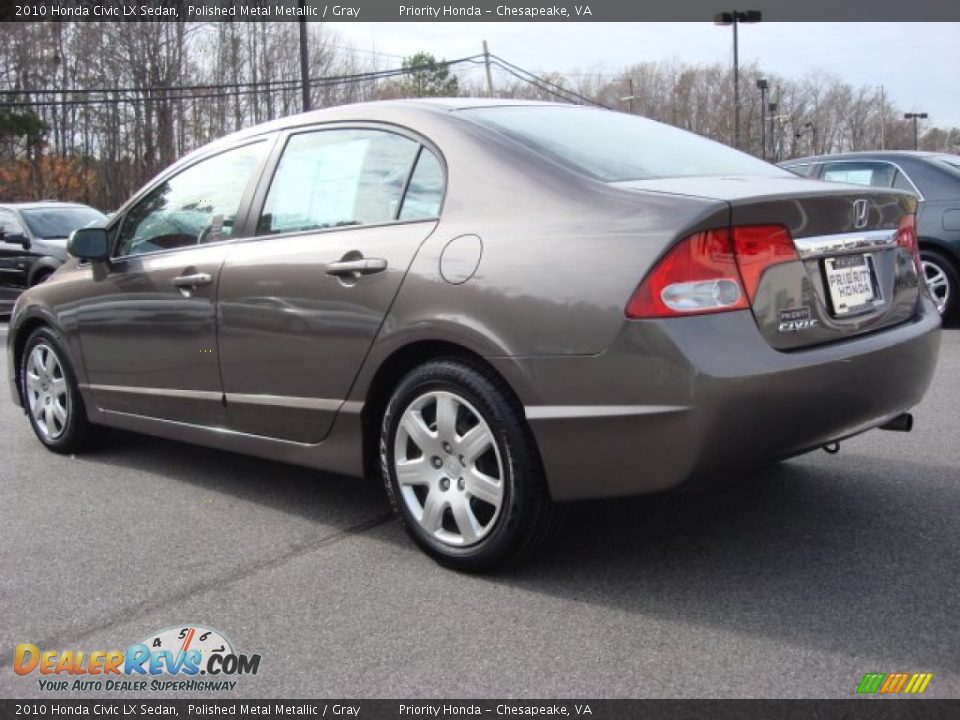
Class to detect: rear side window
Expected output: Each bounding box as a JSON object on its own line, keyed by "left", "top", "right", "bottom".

{"left": 462, "top": 105, "right": 787, "bottom": 182}
{"left": 258, "top": 129, "right": 420, "bottom": 235}
{"left": 821, "top": 162, "right": 896, "bottom": 188}
{"left": 892, "top": 170, "right": 917, "bottom": 194}
{"left": 399, "top": 149, "right": 444, "bottom": 220}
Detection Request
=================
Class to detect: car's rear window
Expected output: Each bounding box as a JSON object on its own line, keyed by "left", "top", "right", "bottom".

{"left": 461, "top": 105, "right": 787, "bottom": 182}
{"left": 21, "top": 206, "right": 106, "bottom": 239}
{"left": 934, "top": 155, "right": 960, "bottom": 178}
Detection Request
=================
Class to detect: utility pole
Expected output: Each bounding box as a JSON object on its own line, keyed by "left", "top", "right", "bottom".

{"left": 628, "top": 78, "right": 634, "bottom": 114}
{"left": 878, "top": 85, "right": 886, "bottom": 150}
{"left": 299, "top": 5, "right": 311, "bottom": 112}
{"left": 482, "top": 41, "right": 495, "bottom": 98}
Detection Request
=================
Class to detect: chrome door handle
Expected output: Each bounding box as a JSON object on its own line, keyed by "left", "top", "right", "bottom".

{"left": 172, "top": 272, "right": 212, "bottom": 287}
{"left": 326, "top": 258, "right": 387, "bottom": 277}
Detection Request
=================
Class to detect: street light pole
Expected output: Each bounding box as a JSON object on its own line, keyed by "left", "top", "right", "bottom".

{"left": 714, "top": 10, "right": 761, "bottom": 149}
{"left": 756, "top": 77, "right": 768, "bottom": 159}
{"left": 904, "top": 112, "right": 928, "bottom": 151}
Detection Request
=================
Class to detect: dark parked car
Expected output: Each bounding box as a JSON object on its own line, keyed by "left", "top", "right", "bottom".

{"left": 780, "top": 151, "right": 960, "bottom": 319}
{"left": 7, "top": 100, "right": 941, "bottom": 570}
{"left": 0, "top": 201, "right": 107, "bottom": 314}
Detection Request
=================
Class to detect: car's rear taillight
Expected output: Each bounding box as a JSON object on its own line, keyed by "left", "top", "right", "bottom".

{"left": 896, "top": 214, "right": 921, "bottom": 275}
{"left": 625, "top": 225, "right": 797, "bottom": 319}
{"left": 624, "top": 229, "right": 747, "bottom": 318}
{"left": 730, "top": 225, "right": 799, "bottom": 302}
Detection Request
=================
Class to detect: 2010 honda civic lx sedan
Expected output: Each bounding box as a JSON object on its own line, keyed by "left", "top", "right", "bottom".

{"left": 6, "top": 99, "right": 942, "bottom": 570}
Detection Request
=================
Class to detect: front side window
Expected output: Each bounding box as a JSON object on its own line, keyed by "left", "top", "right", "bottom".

{"left": 258, "top": 129, "right": 420, "bottom": 235}
{"left": 115, "top": 142, "right": 266, "bottom": 258}
{"left": 821, "top": 162, "right": 896, "bottom": 188}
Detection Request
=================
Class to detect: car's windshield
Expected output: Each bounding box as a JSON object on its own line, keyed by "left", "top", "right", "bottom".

{"left": 20, "top": 206, "right": 106, "bottom": 239}
{"left": 461, "top": 105, "right": 788, "bottom": 182}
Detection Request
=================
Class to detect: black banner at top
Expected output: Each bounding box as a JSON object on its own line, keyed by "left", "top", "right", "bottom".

{"left": 2, "top": 0, "right": 960, "bottom": 22}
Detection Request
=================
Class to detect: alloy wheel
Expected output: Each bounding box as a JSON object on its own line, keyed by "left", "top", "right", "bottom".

{"left": 922, "top": 258, "right": 951, "bottom": 314}
{"left": 25, "top": 343, "right": 70, "bottom": 440}
{"left": 393, "top": 390, "right": 505, "bottom": 547}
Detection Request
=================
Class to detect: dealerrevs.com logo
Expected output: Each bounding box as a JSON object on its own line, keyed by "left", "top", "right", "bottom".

{"left": 14, "top": 626, "right": 261, "bottom": 693}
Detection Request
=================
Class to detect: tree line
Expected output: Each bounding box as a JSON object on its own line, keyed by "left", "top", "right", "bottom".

{"left": 0, "top": 21, "right": 956, "bottom": 211}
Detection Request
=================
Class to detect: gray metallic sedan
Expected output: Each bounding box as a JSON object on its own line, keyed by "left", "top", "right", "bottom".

{"left": 6, "top": 100, "right": 941, "bottom": 570}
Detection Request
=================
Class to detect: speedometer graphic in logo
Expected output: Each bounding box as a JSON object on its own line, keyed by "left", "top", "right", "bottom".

{"left": 141, "top": 626, "right": 233, "bottom": 671}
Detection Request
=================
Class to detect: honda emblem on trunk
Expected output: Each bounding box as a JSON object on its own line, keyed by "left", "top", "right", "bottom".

{"left": 853, "top": 198, "right": 870, "bottom": 229}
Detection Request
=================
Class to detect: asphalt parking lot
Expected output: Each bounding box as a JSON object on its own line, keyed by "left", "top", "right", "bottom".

{"left": 1, "top": 320, "right": 958, "bottom": 699}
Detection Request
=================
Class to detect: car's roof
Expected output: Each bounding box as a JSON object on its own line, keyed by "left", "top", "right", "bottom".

{"left": 389, "top": 98, "right": 568, "bottom": 110}
{"left": 0, "top": 201, "right": 95, "bottom": 211}
{"left": 235, "top": 98, "right": 578, "bottom": 140}
{"left": 781, "top": 150, "right": 945, "bottom": 165}
{"left": 166, "top": 98, "right": 585, "bottom": 181}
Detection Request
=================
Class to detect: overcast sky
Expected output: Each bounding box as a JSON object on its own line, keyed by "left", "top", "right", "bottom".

{"left": 331, "top": 22, "right": 960, "bottom": 127}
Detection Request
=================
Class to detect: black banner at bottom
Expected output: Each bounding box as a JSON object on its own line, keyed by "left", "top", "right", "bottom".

{"left": 1, "top": 700, "right": 959, "bottom": 720}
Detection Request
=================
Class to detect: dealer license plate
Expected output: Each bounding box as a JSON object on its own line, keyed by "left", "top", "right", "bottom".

{"left": 824, "top": 254, "right": 878, "bottom": 315}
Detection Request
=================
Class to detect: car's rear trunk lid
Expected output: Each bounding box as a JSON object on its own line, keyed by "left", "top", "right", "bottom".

{"left": 616, "top": 175, "right": 924, "bottom": 350}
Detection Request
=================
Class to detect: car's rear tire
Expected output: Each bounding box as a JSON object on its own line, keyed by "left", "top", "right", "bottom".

{"left": 920, "top": 248, "right": 957, "bottom": 320}
{"left": 380, "top": 358, "right": 562, "bottom": 572}
{"left": 20, "top": 326, "right": 97, "bottom": 454}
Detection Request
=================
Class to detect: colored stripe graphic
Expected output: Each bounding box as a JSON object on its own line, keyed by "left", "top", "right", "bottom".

{"left": 857, "top": 672, "right": 932, "bottom": 695}
{"left": 880, "top": 672, "right": 909, "bottom": 694}
{"left": 904, "top": 673, "right": 933, "bottom": 694}
{"left": 857, "top": 673, "right": 886, "bottom": 694}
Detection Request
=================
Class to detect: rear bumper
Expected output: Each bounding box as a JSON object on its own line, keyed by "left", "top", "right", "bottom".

{"left": 490, "top": 296, "right": 942, "bottom": 501}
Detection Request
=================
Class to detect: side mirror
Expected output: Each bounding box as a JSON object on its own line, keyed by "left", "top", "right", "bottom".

{"left": 1, "top": 231, "right": 29, "bottom": 247}
{"left": 68, "top": 227, "right": 109, "bottom": 261}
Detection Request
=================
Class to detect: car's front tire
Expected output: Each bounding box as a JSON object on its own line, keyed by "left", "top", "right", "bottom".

{"left": 380, "top": 359, "right": 562, "bottom": 572}
{"left": 20, "top": 326, "right": 97, "bottom": 454}
{"left": 920, "top": 248, "right": 957, "bottom": 320}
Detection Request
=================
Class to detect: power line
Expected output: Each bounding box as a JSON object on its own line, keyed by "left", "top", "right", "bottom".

{"left": 0, "top": 56, "right": 483, "bottom": 109}
{"left": 489, "top": 56, "right": 611, "bottom": 109}
{"left": 0, "top": 52, "right": 612, "bottom": 112}
{"left": 0, "top": 55, "right": 482, "bottom": 99}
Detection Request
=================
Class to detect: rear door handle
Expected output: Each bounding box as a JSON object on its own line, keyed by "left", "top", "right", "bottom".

{"left": 172, "top": 272, "right": 212, "bottom": 287}
{"left": 326, "top": 258, "right": 387, "bottom": 277}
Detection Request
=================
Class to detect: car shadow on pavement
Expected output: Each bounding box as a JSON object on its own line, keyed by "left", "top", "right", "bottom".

{"left": 497, "top": 456, "right": 960, "bottom": 673}
{"left": 75, "top": 427, "right": 392, "bottom": 524}
{"left": 76, "top": 426, "right": 958, "bottom": 673}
